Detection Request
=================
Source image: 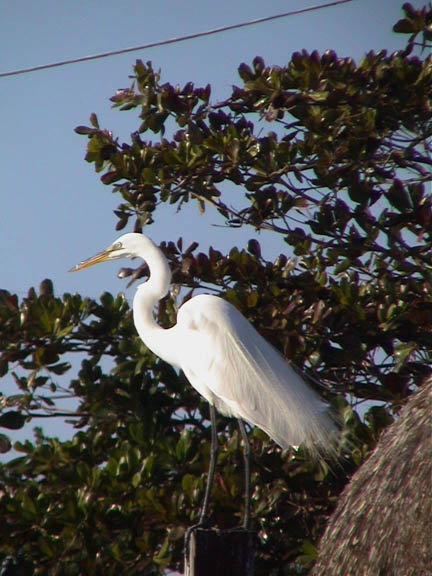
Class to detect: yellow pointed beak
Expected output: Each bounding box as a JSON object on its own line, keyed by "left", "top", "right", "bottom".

{"left": 69, "top": 247, "right": 114, "bottom": 272}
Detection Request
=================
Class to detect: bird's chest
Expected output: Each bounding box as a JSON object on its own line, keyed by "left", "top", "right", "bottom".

{"left": 175, "top": 326, "right": 221, "bottom": 404}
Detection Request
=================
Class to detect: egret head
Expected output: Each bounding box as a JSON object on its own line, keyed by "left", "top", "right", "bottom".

{"left": 70, "top": 233, "right": 155, "bottom": 272}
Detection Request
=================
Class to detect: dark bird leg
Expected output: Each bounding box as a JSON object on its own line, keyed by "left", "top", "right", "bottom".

{"left": 238, "top": 418, "right": 251, "bottom": 530}
{"left": 184, "top": 403, "right": 218, "bottom": 555}
{"left": 199, "top": 402, "right": 218, "bottom": 524}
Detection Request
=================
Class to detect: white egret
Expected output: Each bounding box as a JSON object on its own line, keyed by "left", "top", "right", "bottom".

{"left": 71, "top": 232, "right": 338, "bottom": 529}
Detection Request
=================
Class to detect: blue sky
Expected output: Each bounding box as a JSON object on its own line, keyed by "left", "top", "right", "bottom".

{"left": 1, "top": 0, "right": 410, "bottom": 302}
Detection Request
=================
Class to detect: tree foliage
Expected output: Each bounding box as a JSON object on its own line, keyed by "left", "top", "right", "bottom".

{"left": 1, "top": 4, "right": 431, "bottom": 574}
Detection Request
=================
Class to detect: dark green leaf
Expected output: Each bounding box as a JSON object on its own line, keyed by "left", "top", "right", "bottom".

{"left": 0, "top": 411, "right": 27, "bottom": 430}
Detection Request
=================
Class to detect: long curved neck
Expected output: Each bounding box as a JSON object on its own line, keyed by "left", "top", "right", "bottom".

{"left": 132, "top": 243, "right": 179, "bottom": 367}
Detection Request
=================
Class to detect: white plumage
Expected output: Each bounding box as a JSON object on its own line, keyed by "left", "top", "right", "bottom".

{"left": 72, "top": 232, "right": 337, "bottom": 458}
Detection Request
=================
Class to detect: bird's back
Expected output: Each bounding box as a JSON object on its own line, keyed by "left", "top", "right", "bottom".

{"left": 176, "top": 294, "right": 338, "bottom": 457}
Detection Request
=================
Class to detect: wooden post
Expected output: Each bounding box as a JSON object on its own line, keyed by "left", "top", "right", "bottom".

{"left": 185, "top": 528, "right": 255, "bottom": 576}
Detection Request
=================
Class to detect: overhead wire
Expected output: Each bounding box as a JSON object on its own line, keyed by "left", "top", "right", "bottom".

{"left": 0, "top": 0, "right": 353, "bottom": 79}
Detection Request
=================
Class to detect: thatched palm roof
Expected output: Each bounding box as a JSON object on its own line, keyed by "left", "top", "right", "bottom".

{"left": 312, "top": 380, "right": 431, "bottom": 576}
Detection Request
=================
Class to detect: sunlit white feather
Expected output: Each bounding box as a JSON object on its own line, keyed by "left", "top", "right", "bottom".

{"left": 175, "top": 295, "right": 337, "bottom": 456}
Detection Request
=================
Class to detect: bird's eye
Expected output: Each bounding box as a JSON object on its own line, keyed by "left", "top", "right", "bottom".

{"left": 111, "top": 242, "right": 123, "bottom": 251}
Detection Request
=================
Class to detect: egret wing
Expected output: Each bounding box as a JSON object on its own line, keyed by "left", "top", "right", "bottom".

{"left": 178, "top": 295, "right": 337, "bottom": 456}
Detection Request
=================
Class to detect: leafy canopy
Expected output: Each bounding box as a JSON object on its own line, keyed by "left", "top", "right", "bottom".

{"left": 1, "top": 4, "right": 431, "bottom": 575}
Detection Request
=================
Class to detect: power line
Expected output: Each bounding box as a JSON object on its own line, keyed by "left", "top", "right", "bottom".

{"left": 0, "top": 0, "right": 353, "bottom": 79}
